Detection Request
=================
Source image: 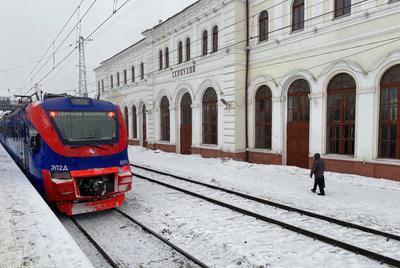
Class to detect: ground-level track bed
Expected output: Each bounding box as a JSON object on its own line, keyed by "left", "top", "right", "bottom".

{"left": 131, "top": 163, "right": 400, "bottom": 268}
{"left": 66, "top": 210, "right": 208, "bottom": 268}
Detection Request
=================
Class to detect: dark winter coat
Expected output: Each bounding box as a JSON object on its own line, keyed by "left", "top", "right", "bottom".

{"left": 310, "top": 153, "right": 325, "bottom": 179}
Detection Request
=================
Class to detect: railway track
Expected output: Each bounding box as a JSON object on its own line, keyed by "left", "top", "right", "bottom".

{"left": 113, "top": 209, "right": 209, "bottom": 268}
{"left": 131, "top": 163, "right": 400, "bottom": 268}
{"left": 70, "top": 217, "right": 119, "bottom": 268}
{"left": 70, "top": 210, "right": 209, "bottom": 268}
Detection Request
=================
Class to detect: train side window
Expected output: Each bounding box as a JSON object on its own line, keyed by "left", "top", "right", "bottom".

{"left": 29, "top": 127, "right": 41, "bottom": 151}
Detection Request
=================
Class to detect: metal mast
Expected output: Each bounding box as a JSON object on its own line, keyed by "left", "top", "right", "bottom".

{"left": 78, "top": 36, "right": 88, "bottom": 97}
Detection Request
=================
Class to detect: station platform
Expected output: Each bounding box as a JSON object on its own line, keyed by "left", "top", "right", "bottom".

{"left": 0, "top": 144, "right": 93, "bottom": 267}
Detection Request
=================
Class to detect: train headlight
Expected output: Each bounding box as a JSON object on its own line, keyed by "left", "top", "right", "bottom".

{"left": 118, "top": 165, "right": 132, "bottom": 177}
{"left": 51, "top": 171, "right": 72, "bottom": 181}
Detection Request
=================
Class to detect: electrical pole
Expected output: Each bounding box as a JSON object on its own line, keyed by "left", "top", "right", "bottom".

{"left": 78, "top": 36, "right": 88, "bottom": 97}
{"left": 33, "top": 83, "right": 40, "bottom": 100}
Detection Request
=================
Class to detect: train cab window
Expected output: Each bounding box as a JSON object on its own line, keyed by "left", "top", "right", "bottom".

{"left": 49, "top": 111, "right": 118, "bottom": 145}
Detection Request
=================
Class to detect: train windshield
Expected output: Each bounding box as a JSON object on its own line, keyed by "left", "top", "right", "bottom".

{"left": 50, "top": 111, "right": 118, "bottom": 145}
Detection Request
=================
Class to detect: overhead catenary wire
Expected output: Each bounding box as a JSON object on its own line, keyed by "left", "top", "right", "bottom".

{"left": 18, "top": 0, "right": 86, "bottom": 93}
{"left": 3, "top": 0, "right": 368, "bottom": 93}
{"left": 130, "top": 0, "right": 374, "bottom": 68}
{"left": 48, "top": 0, "right": 147, "bottom": 92}
{"left": 25, "top": 0, "right": 138, "bottom": 96}
{"left": 96, "top": 35, "right": 400, "bottom": 101}
{"left": 37, "top": 0, "right": 389, "bottom": 96}
{"left": 0, "top": 44, "right": 75, "bottom": 74}
{"left": 21, "top": 0, "right": 98, "bottom": 95}
{"left": 96, "top": 0, "right": 391, "bottom": 92}
{"left": 100, "top": 0, "right": 378, "bottom": 83}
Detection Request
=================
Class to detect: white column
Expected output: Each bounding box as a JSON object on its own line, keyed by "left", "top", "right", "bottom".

{"left": 218, "top": 103, "right": 225, "bottom": 150}
{"left": 271, "top": 97, "right": 283, "bottom": 154}
{"left": 138, "top": 109, "right": 143, "bottom": 146}
{"left": 309, "top": 93, "right": 324, "bottom": 155}
{"left": 355, "top": 89, "right": 375, "bottom": 160}
{"left": 154, "top": 107, "right": 160, "bottom": 142}
{"left": 170, "top": 105, "right": 177, "bottom": 145}
{"left": 191, "top": 100, "right": 201, "bottom": 147}
{"left": 128, "top": 110, "right": 133, "bottom": 139}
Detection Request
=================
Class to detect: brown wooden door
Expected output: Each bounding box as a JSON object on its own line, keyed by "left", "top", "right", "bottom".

{"left": 286, "top": 80, "right": 310, "bottom": 168}
{"left": 287, "top": 123, "right": 309, "bottom": 168}
{"left": 142, "top": 105, "right": 147, "bottom": 147}
{"left": 180, "top": 93, "right": 192, "bottom": 154}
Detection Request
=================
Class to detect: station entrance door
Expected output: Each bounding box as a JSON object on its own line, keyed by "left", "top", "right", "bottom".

{"left": 286, "top": 80, "right": 310, "bottom": 168}
{"left": 180, "top": 93, "right": 192, "bottom": 154}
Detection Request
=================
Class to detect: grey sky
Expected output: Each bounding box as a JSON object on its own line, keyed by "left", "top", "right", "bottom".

{"left": 0, "top": 0, "right": 197, "bottom": 97}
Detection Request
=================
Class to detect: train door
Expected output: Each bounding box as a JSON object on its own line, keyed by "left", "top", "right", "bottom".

{"left": 16, "top": 117, "right": 24, "bottom": 167}
{"left": 23, "top": 123, "right": 30, "bottom": 171}
{"left": 180, "top": 93, "right": 192, "bottom": 155}
{"left": 286, "top": 79, "right": 310, "bottom": 168}
{"left": 142, "top": 105, "right": 147, "bottom": 147}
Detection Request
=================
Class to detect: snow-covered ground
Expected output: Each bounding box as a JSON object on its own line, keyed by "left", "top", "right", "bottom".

{"left": 122, "top": 145, "right": 400, "bottom": 267}
{"left": 128, "top": 146, "right": 400, "bottom": 234}
{"left": 0, "top": 144, "right": 93, "bottom": 268}
{"left": 60, "top": 211, "right": 200, "bottom": 268}
{"left": 121, "top": 178, "right": 387, "bottom": 267}
{"left": 134, "top": 167, "right": 400, "bottom": 261}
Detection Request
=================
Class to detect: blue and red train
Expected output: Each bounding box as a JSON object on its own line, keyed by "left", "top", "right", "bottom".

{"left": 0, "top": 94, "right": 132, "bottom": 215}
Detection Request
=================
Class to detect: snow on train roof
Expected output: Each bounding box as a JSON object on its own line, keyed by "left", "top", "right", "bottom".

{"left": 40, "top": 97, "right": 117, "bottom": 111}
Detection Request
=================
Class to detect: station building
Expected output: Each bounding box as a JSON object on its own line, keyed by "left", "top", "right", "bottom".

{"left": 94, "top": 0, "right": 400, "bottom": 181}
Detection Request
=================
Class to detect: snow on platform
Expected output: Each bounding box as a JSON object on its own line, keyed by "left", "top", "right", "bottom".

{"left": 129, "top": 146, "right": 400, "bottom": 234}
{"left": 0, "top": 144, "right": 93, "bottom": 268}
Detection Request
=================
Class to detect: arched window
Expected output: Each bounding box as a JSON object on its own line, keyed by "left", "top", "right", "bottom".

{"left": 186, "top": 38, "right": 191, "bottom": 61}
{"left": 202, "top": 30, "right": 208, "bottom": 56}
{"left": 123, "top": 69, "right": 127, "bottom": 85}
{"left": 327, "top": 73, "right": 356, "bottom": 155}
{"left": 334, "top": 0, "right": 351, "bottom": 18}
{"left": 292, "top": 0, "right": 304, "bottom": 32}
{"left": 288, "top": 79, "right": 310, "bottom": 122}
{"left": 132, "top": 105, "right": 137, "bottom": 139}
{"left": 131, "top": 66, "right": 135, "bottom": 82}
{"left": 178, "top": 41, "right": 183, "bottom": 64}
{"left": 255, "top": 86, "right": 272, "bottom": 149}
{"left": 202, "top": 88, "right": 218, "bottom": 144}
{"left": 181, "top": 93, "right": 192, "bottom": 126}
{"left": 212, "top": 26, "right": 218, "bottom": 53}
{"left": 124, "top": 106, "right": 129, "bottom": 137}
{"left": 110, "top": 75, "right": 113, "bottom": 88}
{"left": 165, "top": 47, "right": 169, "bottom": 68}
{"left": 117, "top": 72, "right": 120, "bottom": 87}
{"left": 140, "top": 62, "right": 144, "bottom": 80}
{"left": 160, "top": 96, "right": 170, "bottom": 141}
{"left": 259, "top": 11, "right": 269, "bottom": 42}
{"left": 379, "top": 65, "right": 400, "bottom": 159}
{"left": 159, "top": 50, "right": 163, "bottom": 70}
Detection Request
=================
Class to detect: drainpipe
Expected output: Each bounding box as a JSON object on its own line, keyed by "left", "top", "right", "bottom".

{"left": 244, "top": 0, "right": 250, "bottom": 162}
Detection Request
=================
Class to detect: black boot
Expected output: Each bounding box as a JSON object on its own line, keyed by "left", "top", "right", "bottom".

{"left": 317, "top": 193, "right": 325, "bottom": 196}
{"left": 311, "top": 189, "right": 316, "bottom": 193}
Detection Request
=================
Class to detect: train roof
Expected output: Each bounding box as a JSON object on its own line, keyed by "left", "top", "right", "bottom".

{"left": 40, "top": 96, "right": 117, "bottom": 111}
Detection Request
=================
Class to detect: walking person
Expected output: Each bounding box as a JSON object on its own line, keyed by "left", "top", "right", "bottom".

{"left": 310, "top": 153, "right": 325, "bottom": 196}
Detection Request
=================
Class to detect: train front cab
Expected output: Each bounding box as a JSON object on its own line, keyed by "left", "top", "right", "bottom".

{"left": 27, "top": 97, "right": 133, "bottom": 215}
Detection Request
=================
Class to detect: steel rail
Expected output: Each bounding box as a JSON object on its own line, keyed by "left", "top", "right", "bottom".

{"left": 70, "top": 217, "right": 119, "bottom": 268}
{"left": 132, "top": 171, "right": 400, "bottom": 268}
{"left": 114, "top": 208, "right": 209, "bottom": 268}
{"left": 131, "top": 163, "right": 400, "bottom": 242}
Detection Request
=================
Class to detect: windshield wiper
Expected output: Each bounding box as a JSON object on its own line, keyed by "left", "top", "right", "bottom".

{"left": 69, "top": 141, "right": 111, "bottom": 151}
